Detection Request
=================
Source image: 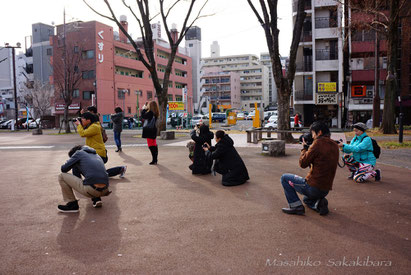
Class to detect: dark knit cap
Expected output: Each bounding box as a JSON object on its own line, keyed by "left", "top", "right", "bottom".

{"left": 353, "top": 122, "right": 367, "bottom": 132}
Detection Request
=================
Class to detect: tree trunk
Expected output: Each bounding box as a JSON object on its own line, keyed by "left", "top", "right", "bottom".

{"left": 382, "top": 77, "right": 397, "bottom": 134}
{"left": 372, "top": 1, "right": 381, "bottom": 129}
{"left": 157, "top": 87, "right": 167, "bottom": 135}
{"left": 277, "top": 86, "right": 294, "bottom": 142}
{"left": 64, "top": 104, "right": 71, "bottom": 133}
{"left": 381, "top": 0, "right": 399, "bottom": 134}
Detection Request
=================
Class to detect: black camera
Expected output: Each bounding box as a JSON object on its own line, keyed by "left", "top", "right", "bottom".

{"left": 202, "top": 143, "right": 208, "bottom": 148}
{"left": 333, "top": 139, "right": 343, "bottom": 144}
{"left": 70, "top": 117, "right": 81, "bottom": 122}
{"left": 299, "top": 132, "right": 313, "bottom": 145}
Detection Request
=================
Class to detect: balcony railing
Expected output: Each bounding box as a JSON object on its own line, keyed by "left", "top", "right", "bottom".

{"left": 296, "top": 60, "right": 313, "bottom": 72}
{"left": 300, "top": 30, "right": 312, "bottom": 42}
{"left": 293, "top": 0, "right": 312, "bottom": 12}
{"left": 295, "top": 90, "right": 313, "bottom": 101}
{"left": 315, "top": 17, "right": 337, "bottom": 29}
{"left": 315, "top": 49, "right": 338, "bottom": 60}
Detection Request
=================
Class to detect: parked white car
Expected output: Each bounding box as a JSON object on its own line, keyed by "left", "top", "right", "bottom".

{"left": 28, "top": 118, "right": 41, "bottom": 128}
{"left": 268, "top": 115, "right": 278, "bottom": 123}
{"left": 264, "top": 120, "right": 278, "bottom": 129}
{"left": 191, "top": 115, "right": 206, "bottom": 126}
{"left": 246, "top": 111, "right": 255, "bottom": 120}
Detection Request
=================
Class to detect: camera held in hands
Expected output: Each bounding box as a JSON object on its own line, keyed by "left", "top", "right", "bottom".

{"left": 70, "top": 117, "right": 81, "bottom": 122}
{"left": 202, "top": 143, "right": 208, "bottom": 148}
{"left": 299, "top": 132, "right": 313, "bottom": 150}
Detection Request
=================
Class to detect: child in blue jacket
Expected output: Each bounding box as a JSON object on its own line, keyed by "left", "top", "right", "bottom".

{"left": 338, "top": 122, "right": 381, "bottom": 183}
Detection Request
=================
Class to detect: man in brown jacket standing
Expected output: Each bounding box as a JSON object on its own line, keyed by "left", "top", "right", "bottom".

{"left": 280, "top": 121, "right": 339, "bottom": 215}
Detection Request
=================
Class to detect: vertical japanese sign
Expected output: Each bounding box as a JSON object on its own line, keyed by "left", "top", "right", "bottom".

{"left": 97, "top": 30, "right": 104, "bottom": 63}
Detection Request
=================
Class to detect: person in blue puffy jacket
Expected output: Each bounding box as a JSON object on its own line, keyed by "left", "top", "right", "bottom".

{"left": 338, "top": 122, "right": 381, "bottom": 183}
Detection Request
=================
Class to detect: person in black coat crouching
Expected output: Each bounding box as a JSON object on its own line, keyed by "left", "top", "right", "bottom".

{"left": 190, "top": 123, "right": 214, "bottom": 174}
{"left": 203, "top": 130, "right": 249, "bottom": 186}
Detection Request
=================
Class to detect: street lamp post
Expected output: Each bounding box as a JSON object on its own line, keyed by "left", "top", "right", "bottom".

{"left": 4, "top": 42, "right": 21, "bottom": 130}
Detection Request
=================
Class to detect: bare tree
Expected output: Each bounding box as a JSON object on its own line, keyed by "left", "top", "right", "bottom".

{"left": 22, "top": 80, "right": 54, "bottom": 127}
{"left": 53, "top": 42, "right": 84, "bottom": 133}
{"left": 84, "top": 0, "right": 209, "bottom": 133}
{"left": 345, "top": 0, "right": 409, "bottom": 134}
{"left": 247, "top": 0, "right": 306, "bottom": 142}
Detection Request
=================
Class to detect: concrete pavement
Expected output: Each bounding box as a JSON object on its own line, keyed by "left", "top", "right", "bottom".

{"left": 0, "top": 131, "right": 410, "bottom": 274}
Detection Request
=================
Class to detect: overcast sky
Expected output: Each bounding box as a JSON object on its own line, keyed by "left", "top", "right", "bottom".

{"left": 0, "top": 0, "right": 293, "bottom": 58}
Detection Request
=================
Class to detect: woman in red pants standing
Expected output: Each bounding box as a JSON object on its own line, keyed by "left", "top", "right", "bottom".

{"left": 141, "top": 101, "right": 159, "bottom": 165}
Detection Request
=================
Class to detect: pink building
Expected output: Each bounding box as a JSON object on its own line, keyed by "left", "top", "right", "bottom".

{"left": 51, "top": 19, "right": 192, "bottom": 125}
{"left": 201, "top": 67, "right": 241, "bottom": 111}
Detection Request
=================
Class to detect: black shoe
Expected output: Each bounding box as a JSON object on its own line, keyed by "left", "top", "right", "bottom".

{"left": 115, "top": 147, "right": 122, "bottom": 152}
{"left": 317, "top": 198, "right": 329, "bottom": 215}
{"left": 347, "top": 172, "right": 355, "bottom": 180}
{"left": 149, "top": 161, "right": 157, "bottom": 165}
{"left": 92, "top": 197, "right": 102, "bottom": 208}
{"left": 58, "top": 200, "right": 79, "bottom": 213}
{"left": 375, "top": 169, "right": 381, "bottom": 181}
{"left": 281, "top": 205, "right": 305, "bottom": 215}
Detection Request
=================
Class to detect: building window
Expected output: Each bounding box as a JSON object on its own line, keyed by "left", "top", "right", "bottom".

{"left": 72, "top": 89, "right": 79, "bottom": 98}
{"left": 128, "top": 107, "right": 131, "bottom": 114}
{"left": 168, "top": 94, "right": 173, "bottom": 101}
{"left": 118, "top": 89, "right": 128, "bottom": 99}
{"left": 147, "top": 91, "right": 153, "bottom": 99}
{"left": 82, "top": 70, "right": 95, "bottom": 79}
{"left": 74, "top": 46, "right": 79, "bottom": 53}
{"left": 46, "top": 48, "right": 52, "bottom": 56}
{"left": 83, "top": 91, "right": 93, "bottom": 100}
{"left": 82, "top": 50, "right": 94, "bottom": 59}
{"left": 189, "top": 43, "right": 193, "bottom": 47}
{"left": 175, "top": 95, "right": 182, "bottom": 101}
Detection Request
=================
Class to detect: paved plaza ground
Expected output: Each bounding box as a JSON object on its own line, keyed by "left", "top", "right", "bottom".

{"left": 0, "top": 130, "right": 410, "bottom": 274}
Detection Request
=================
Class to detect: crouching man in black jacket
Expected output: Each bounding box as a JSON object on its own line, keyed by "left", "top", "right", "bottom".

{"left": 57, "top": 145, "right": 110, "bottom": 213}
{"left": 203, "top": 130, "right": 249, "bottom": 186}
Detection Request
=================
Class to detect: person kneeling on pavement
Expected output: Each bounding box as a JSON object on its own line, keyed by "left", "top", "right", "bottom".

{"left": 280, "top": 121, "right": 339, "bottom": 216}
{"left": 203, "top": 130, "right": 249, "bottom": 186}
{"left": 190, "top": 123, "right": 214, "bottom": 174}
{"left": 338, "top": 122, "right": 381, "bottom": 183}
{"left": 57, "top": 145, "right": 111, "bottom": 212}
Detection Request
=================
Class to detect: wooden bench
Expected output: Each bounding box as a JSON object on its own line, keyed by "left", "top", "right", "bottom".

{"left": 246, "top": 128, "right": 307, "bottom": 144}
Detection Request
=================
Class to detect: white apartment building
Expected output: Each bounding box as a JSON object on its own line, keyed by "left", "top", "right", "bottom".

{"left": 0, "top": 48, "right": 33, "bottom": 119}
{"left": 260, "top": 53, "right": 278, "bottom": 106}
{"left": 202, "top": 54, "right": 269, "bottom": 112}
{"left": 292, "top": 0, "right": 343, "bottom": 127}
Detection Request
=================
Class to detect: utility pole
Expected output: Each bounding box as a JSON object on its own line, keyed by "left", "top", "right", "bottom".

{"left": 4, "top": 43, "right": 21, "bottom": 130}
{"left": 342, "top": 0, "right": 349, "bottom": 129}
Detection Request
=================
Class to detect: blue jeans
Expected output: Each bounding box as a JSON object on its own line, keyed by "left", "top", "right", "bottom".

{"left": 281, "top": 174, "right": 329, "bottom": 208}
{"left": 114, "top": 131, "right": 121, "bottom": 149}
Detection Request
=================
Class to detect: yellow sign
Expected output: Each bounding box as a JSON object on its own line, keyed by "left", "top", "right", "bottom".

{"left": 318, "top": 82, "right": 337, "bottom": 93}
{"left": 168, "top": 101, "right": 184, "bottom": 111}
{"left": 217, "top": 104, "right": 231, "bottom": 110}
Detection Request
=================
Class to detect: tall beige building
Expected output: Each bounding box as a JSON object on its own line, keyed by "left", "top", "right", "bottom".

{"left": 201, "top": 54, "right": 269, "bottom": 112}
{"left": 292, "top": 0, "right": 343, "bottom": 127}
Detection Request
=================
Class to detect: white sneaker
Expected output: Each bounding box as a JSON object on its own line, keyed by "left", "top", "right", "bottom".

{"left": 119, "top": 166, "right": 127, "bottom": 178}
